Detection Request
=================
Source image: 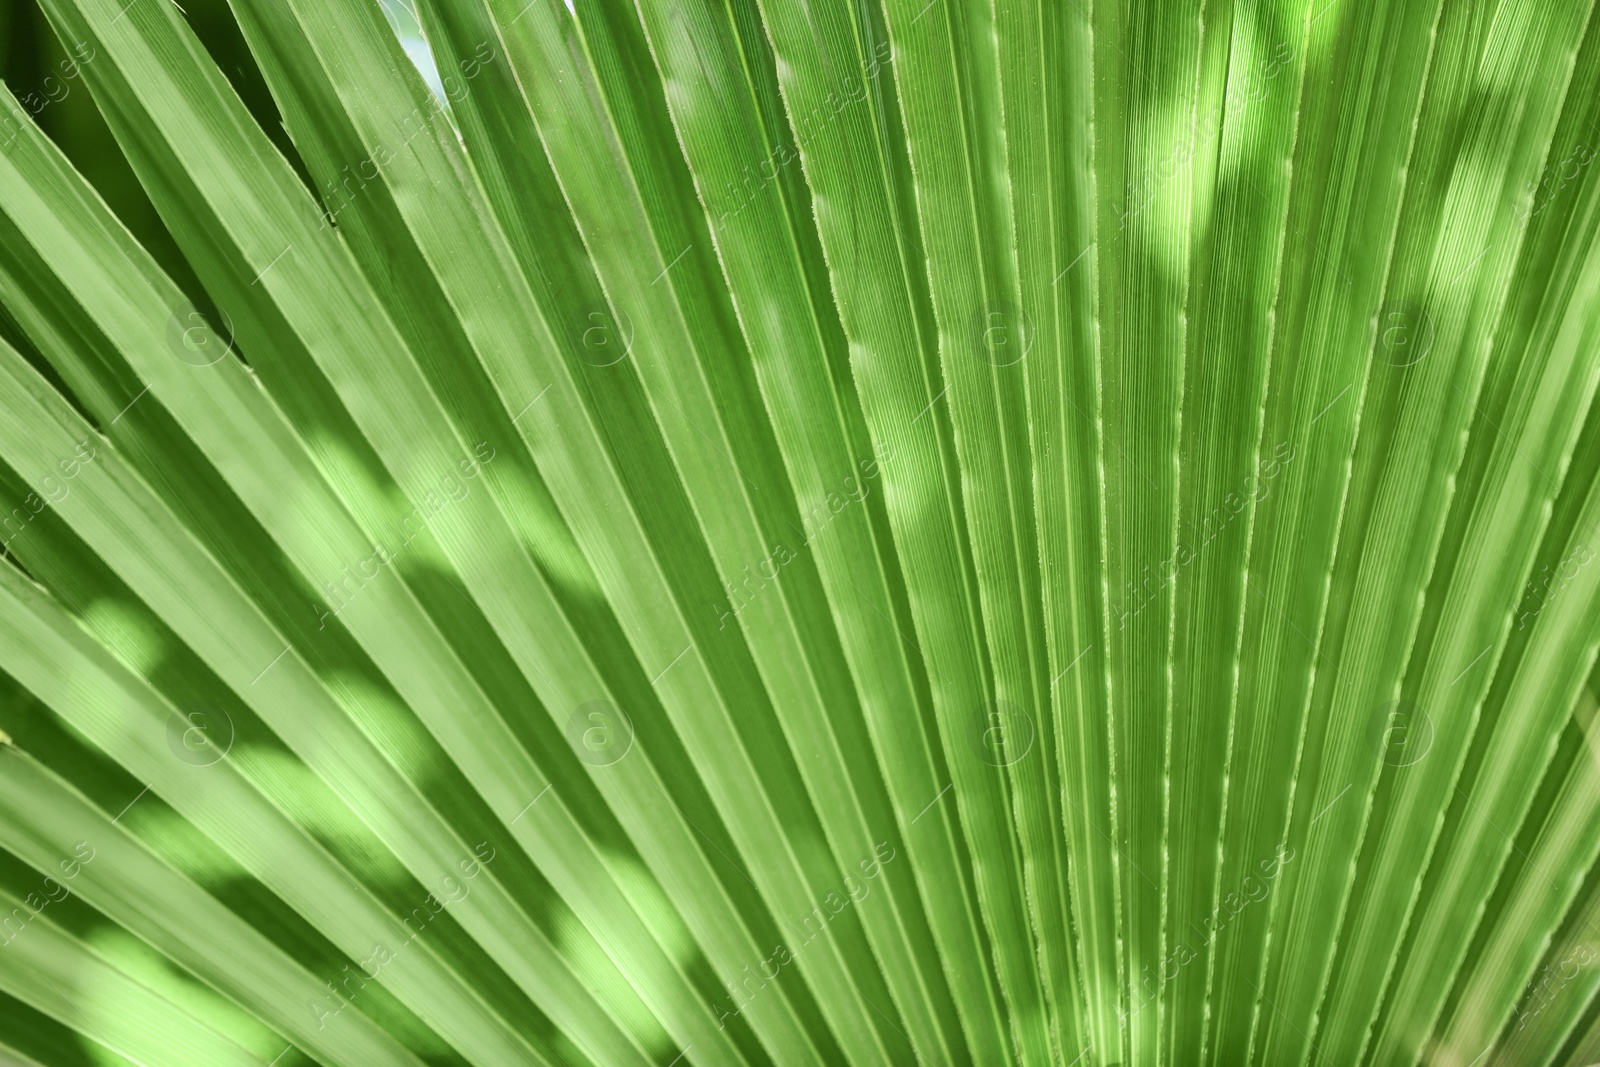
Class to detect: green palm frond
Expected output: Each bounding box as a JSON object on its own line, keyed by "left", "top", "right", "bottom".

{"left": 1, "top": 0, "right": 1599, "bottom": 1064}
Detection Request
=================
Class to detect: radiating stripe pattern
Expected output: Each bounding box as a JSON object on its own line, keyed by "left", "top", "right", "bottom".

{"left": 1, "top": 0, "right": 1599, "bottom": 1064}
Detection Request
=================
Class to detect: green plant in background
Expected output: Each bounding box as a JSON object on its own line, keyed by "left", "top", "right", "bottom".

{"left": 0, "top": 0, "right": 1599, "bottom": 1063}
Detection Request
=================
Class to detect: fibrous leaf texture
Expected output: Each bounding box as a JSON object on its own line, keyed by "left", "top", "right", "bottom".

{"left": 1, "top": 0, "right": 1599, "bottom": 1064}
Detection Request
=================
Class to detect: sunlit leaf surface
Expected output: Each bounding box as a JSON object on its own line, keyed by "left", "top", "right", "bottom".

{"left": 2, "top": 0, "right": 1599, "bottom": 1064}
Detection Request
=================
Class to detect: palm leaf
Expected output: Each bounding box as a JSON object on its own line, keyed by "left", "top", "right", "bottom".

{"left": 2, "top": 0, "right": 1599, "bottom": 1064}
